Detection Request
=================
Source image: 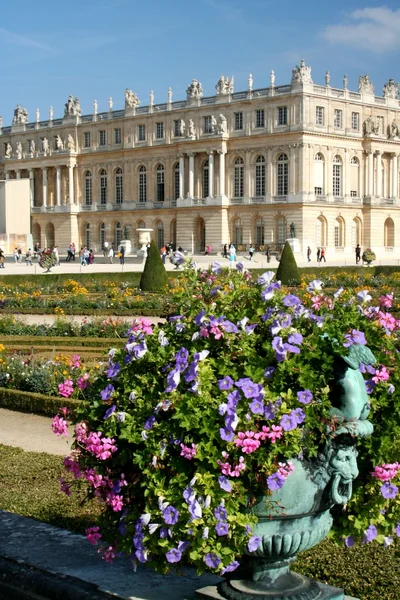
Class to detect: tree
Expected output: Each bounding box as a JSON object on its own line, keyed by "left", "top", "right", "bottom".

{"left": 276, "top": 241, "right": 300, "bottom": 285}
{"left": 139, "top": 240, "right": 168, "bottom": 292}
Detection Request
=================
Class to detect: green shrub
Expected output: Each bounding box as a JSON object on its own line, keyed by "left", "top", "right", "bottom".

{"left": 0, "top": 388, "right": 80, "bottom": 416}
{"left": 139, "top": 240, "right": 168, "bottom": 292}
{"left": 276, "top": 241, "right": 300, "bottom": 284}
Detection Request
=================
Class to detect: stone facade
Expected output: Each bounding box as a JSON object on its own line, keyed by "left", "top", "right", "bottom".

{"left": 1, "top": 61, "right": 400, "bottom": 257}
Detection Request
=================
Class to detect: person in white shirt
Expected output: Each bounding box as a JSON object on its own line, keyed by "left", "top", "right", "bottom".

{"left": 103, "top": 241, "right": 109, "bottom": 257}
{"left": 108, "top": 246, "right": 114, "bottom": 264}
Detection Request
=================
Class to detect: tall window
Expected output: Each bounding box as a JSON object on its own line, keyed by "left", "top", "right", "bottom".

{"left": 334, "top": 218, "right": 344, "bottom": 247}
{"left": 139, "top": 166, "right": 147, "bottom": 202}
{"left": 174, "top": 120, "right": 183, "bottom": 137}
{"left": 385, "top": 217, "right": 395, "bottom": 247}
{"left": 138, "top": 125, "right": 146, "bottom": 141}
{"left": 351, "top": 112, "right": 360, "bottom": 131}
{"left": 84, "top": 170, "right": 92, "bottom": 205}
{"left": 234, "top": 157, "right": 244, "bottom": 197}
{"left": 204, "top": 116, "right": 212, "bottom": 134}
{"left": 255, "top": 217, "right": 264, "bottom": 245}
{"left": 100, "top": 223, "right": 106, "bottom": 249}
{"left": 203, "top": 160, "right": 209, "bottom": 198}
{"left": 232, "top": 218, "right": 243, "bottom": 246}
{"left": 255, "top": 109, "right": 265, "bottom": 128}
{"left": 100, "top": 169, "right": 107, "bottom": 204}
{"left": 255, "top": 155, "right": 265, "bottom": 197}
{"left": 114, "top": 128, "right": 122, "bottom": 144}
{"left": 350, "top": 157, "right": 359, "bottom": 197}
{"left": 276, "top": 216, "right": 286, "bottom": 245}
{"left": 85, "top": 223, "right": 90, "bottom": 248}
{"left": 277, "top": 153, "right": 288, "bottom": 196}
{"left": 174, "top": 163, "right": 180, "bottom": 200}
{"left": 99, "top": 130, "right": 106, "bottom": 146}
{"left": 316, "top": 106, "right": 324, "bottom": 126}
{"left": 115, "top": 168, "right": 123, "bottom": 204}
{"left": 278, "top": 106, "right": 287, "bottom": 125}
{"left": 156, "top": 122, "right": 164, "bottom": 139}
{"left": 314, "top": 152, "right": 324, "bottom": 195}
{"left": 333, "top": 155, "right": 342, "bottom": 197}
{"left": 334, "top": 109, "right": 342, "bottom": 129}
{"left": 157, "top": 221, "right": 164, "bottom": 248}
{"left": 234, "top": 112, "right": 243, "bottom": 130}
{"left": 83, "top": 132, "right": 91, "bottom": 148}
{"left": 115, "top": 222, "right": 122, "bottom": 247}
{"left": 156, "top": 164, "right": 165, "bottom": 202}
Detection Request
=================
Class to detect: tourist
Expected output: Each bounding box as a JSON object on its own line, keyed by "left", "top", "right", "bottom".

{"left": 119, "top": 245, "right": 125, "bottom": 265}
{"left": 320, "top": 247, "right": 326, "bottom": 262}
{"left": 103, "top": 240, "right": 109, "bottom": 257}
{"left": 0, "top": 248, "right": 5, "bottom": 268}
{"left": 307, "top": 246, "right": 311, "bottom": 262}
{"left": 229, "top": 244, "right": 236, "bottom": 267}
{"left": 53, "top": 246, "right": 60, "bottom": 266}
{"left": 248, "top": 245, "right": 255, "bottom": 261}
{"left": 13, "top": 248, "right": 18, "bottom": 263}
{"left": 33, "top": 242, "right": 39, "bottom": 259}
{"left": 83, "top": 247, "right": 90, "bottom": 265}
{"left": 108, "top": 246, "right": 114, "bottom": 264}
{"left": 266, "top": 246, "right": 271, "bottom": 263}
{"left": 71, "top": 242, "right": 76, "bottom": 261}
{"left": 79, "top": 247, "right": 86, "bottom": 266}
{"left": 355, "top": 244, "right": 361, "bottom": 264}
{"left": 205, "top": 244, "right": 212, "bottom": 255}
{"left": 160, "top": 246, "right": 167, "bottom": 264}
{"left": 316, "top": 247, "right": 321, "bottom": 262}
{"left": 88, "top": 249, "right": 95, "bottom": 265}
{"left": 25, "top": 248, "right": 33, "bottom": 266}
{"left": 17, "top": 248, "right": 22, "bottom": 263}
{"left": 223, "top": 243, "right": 228, "bottom": 258}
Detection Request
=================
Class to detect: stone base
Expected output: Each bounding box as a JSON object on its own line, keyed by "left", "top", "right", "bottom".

{"left": 286, "top": 237, "right": 301, "bottom": 253}
{"left": 196, "top": 582, "right": 359, "bottom": 600}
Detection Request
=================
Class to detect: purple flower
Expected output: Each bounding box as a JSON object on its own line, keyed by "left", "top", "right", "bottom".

{"left": 100, "top": 384, "right": 114, "bottom": 401}
{"left": 395, "top": 523, "right": 400, "bottom": 537}
{"left": 178, "top": 541, "right": 190, "bottom": 553}
{"left": 291, "top": 408, "right": 306, "bottom": 425}
{"left": 272, "top": 336, "right": 287, "bottom": 363}
{"left": 264, "top": 366, "right": 276, "bottom": 379}
{"left": 249, "top": 399, "right": 264, "bottom": 415}
{"left": 218, "top": 376, "right": 234, "bottom": 391}
{"left": 165, "top": 368, "right": 181, "bottom": 393}
{"left": 356, "top": 290, "right": 372, "bottom": 304}
{"left": 297, "top": 389, "right": 313, "bottom": 404}
{"left": 220, "top": 427, "right": 235, "bottom": 442}
{"left": 343, "top": 329, "right": 367, "bottom": 348}
{"left": 236, "top": 262, "right": 244, "bottom": 272}
{"left": 183, "top": 486, "right": 196, "bottom": 504}
{"left": 211, "top": 261, "right": 222, "bottom": 274}
{"left": 222, "top": 320, "right": 239, "bottom": 334}
{"left": 247, "top": 536, "right": 261, "bottom": 552}
{"left": 227, "top": 389, "right": 241, "bottom": 409}
{"left": 280, "top": 413, "right": 297, "bottom": 431}
{"left": 221, "top": 561, "right": 240, "bottom": 575}
{"left": 283, "top": 294, "right": 301, "bottom": 307}
{"left": 166, "top": 548, "right": 182, "bottom": 563}
{"left": 365, "top": 380, "right": 376, "bottom": 395}
{"left": 381, "top": 482, "right": 398, "bottom": 499}
{"left": 216, "top": 522, "right": 229, "bottom": 536}
{"left": 258, "top": 271, "right": 275, "bottom": 286}
{"left": 262, "top": 308, "right": 275, "bottom": 322}
{"left": 133, "top": 341, "right": 147, "bottom": 359}
{"left": 163, "top": 506, "right": 180, "bottom": 525}
{"left": 241, "top": 381, "right": 263, "bottom": 399}
{"left": 267, "top": 472, "right": 286, "bottom": 491}
{"left": 288, "top": 333, "right": 303, "bottom": 346}
{"left": 188, "top": 499, "right": 202, "bottom": 520}
{"left": 194, "top": 310, "right": 207, "bottom": 325}
{"left": 204, "top": 553, "right": 221, "bottom": 569}
{"left": 104, "top": 405, "right": 116, "bottom": 420}
{"left": 363, "top": 525, "right": 378, "bottom": 543}
{"left": 345, "top": 536, "right": 355, "bottom": 548}
{"left": 264, "top": 403, "right": 277, "bottom": 420}
{"left": 106, "top": 363, "right": 121, "bottom": 379}
{"left": 218, "top": 476, "right": 233, "bottom": 493}
{"left": 214, "top": 505, "right": 227, "bottom": 521}
{"left": 144, "top": 415, "right": 156, "bottom": 430}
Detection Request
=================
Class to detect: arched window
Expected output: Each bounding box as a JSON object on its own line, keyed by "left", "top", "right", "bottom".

{"left": 385, "top": 217, "right": 395, "bottom": 247}
{"left": 115, "top": 168, "right": 123, "bottom": 204}
{"left": 85, "top": 170, "right": 92, "bottom": 205}
{"left": 314, "top": 153, "right": 324, "bottom": 196}
{"left": 115, "top": 222, "right": 122, "bottom": 247}
{"left": 316, "top": 216, "right": 327, "bottom": 247}
{"left": 156, "top": 164, "right": 165, "bottom": 202}
{"left": 203, "top": 159, "right": 209, "bottom": 198}
{"left": 255, "top": 156, "right": 265, "bottom": 197}
{"left": 100, "top": 169, "right": 107, "bottom": 205}
{"left": 232, "top": 217, "right": 243, "bottom": 246}
{"left": 351, "top": 217, "right": 362, "bottom": 247}
{"left": 277, "top": 153, "right": 288, "bottom": 196}
{"left": 100, "top": 222, "right": 106, "bottom": 249}
{"left": 85, "top": 223, "right": 90, "bottom": 248}
{"left": 157, "top": 221, "right": 164, "bottom": 248}
{"left": 334, "top": 217, "right": 345, "bottom": 247}
{"left": 174, "top": 163, "right": 180, "bottom": 201}
{"left": 255, "top": 217, "right": 264, "bottom": 246}
{"left": 139, "top": 166, "right": 147, "bottom": 203}
{"left": 350, "top": 157, "right": 359, "bottom": 197}
{"left": 276, "top": 215, "right": 286, "bottom": 245}
{"left": 333, "top": 155, "right": 342, "bottom": 197}
{"left": 137, "top": 219, "right": 145, "bottom": 229}
{"left": 234, "top": 157, "right": 244, "bottom": 198}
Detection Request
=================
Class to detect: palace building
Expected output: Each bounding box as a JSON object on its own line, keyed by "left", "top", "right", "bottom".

{"left": 0, "top": 60, "right": 400, "bottom": 257}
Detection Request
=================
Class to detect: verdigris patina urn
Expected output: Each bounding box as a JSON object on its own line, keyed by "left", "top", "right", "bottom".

{"left": 198, "top": 345, "right": 374, "bottom": 600}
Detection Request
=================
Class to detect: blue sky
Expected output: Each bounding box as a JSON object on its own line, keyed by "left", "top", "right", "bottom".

{"left": 1, "top": 0, "right": 400, "bottom": 124}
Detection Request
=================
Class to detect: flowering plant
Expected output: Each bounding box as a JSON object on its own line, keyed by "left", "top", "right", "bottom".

{"left": 54, "top": 266, "right": 400, "bottom": 574}
{"left": 362, "top": 248, "right": 376, "bottom": 264}
{"left": 39, "top": 250, "right": 57, "bottom": 273}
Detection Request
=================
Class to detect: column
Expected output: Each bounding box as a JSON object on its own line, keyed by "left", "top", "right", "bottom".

{"left": 392, "top": 154, "right": 398, "bottom": 198}
{"left": 68, "top": 164, "right": 74, "bottom": 204}
{"left": 5, "top": 172, "right": 9, "bottom": 181}
{"left": 179, "top": 154, "right": 185, "bottom": 199}
{"left": 42, "top": 167, "right": 47, "bottom": 208}
{"left": 208, "top": 151, "right": 214, "bottom": 197}
{"left": 188, "top": 153, "right": 194, "bottom": 198}
{"left": 16, "top": 170, "right": 21, "bottom": 180}
{"left": 376, "top": 151, "right": 382, "bottom": 197}
{"left": 368, "top": 151, "right": 373, "bottom": 197}
{"left": 245, "top": 150, "right": 251, "bottom": 198}
{"left": 29, "top": 169, "right": 35, "bottom": 207}
{"left": 218, "top": 150, "right": 226, "bottom": 197}
{"left": 56, "top": 166, "right": 62, "bottom": 206}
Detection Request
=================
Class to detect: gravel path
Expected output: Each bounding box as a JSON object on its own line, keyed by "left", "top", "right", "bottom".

{"left": 0, "top": 408, "right": 70, "bottom": 455}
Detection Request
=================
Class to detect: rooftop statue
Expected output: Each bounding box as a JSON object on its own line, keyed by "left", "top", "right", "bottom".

{"left": 125, "top": 89, "right": 140, "bottom": 109}
{"left": 186, "top": 79, "right": 203, "bottom": 100}
{"left": 215, "top": 75, "right": 234, "bottom": 95}
{"left": 64, "top": 95, "right": 82, "bottom": 117}
{"left": 358, "top": 75, "right": 374, "bottom": 95}
{"left": 383, "top": 78, "right": 399, "bottom": 100}
{"left": 291, "top": 59, "right": 313, "bottom": 85}
{"left": 13, "top": 104, "right": 28, "bottom": 125}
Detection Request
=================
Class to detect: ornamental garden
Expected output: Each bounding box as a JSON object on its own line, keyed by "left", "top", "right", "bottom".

{"left": 1, "top": 255, "right": 400, "bottom": 599}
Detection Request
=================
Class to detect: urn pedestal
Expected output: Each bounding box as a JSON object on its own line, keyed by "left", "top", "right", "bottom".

{"left": 136, "top": 228, "right": 153, "bottom": 260}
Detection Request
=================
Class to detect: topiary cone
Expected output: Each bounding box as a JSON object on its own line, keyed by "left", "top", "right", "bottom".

{"left": 139, "top": 240, "right": 168, "bottom": 292}
{"left": 276, "top": 241, "right": 300, "bottom": 285}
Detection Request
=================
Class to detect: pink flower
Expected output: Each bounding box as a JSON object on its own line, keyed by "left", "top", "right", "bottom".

{"left": 210, "top": 325, "right": 224, "bottom": 339}
{"left": 234, "top": 431, "right": 261, "bottom": 454}
{"left": 106, "top": 492, "right": 124, "bottom": 512}
{"left": 99, "top": 545, "right": 117, "bottom": 563}
{"left": 85, "top": 432, "right": 118, "bottom": 460}
{"left": 180, "top": 443, "right": 197, "bottom": 460}
{"left": 77, "top": 373, "right": 90, "bottom": 390}
{"left": 131, "top": 317, "right": 153, "bottom": 336}
{"left": 372, "top": 366, "right": 390, "bottom": 384}
{"left": 311, "top": 295, "right": 323, "bottom": 310}
{"left": 59, "top": 477, "right": 71, "bottom": 496}
{"left": 51, "top": 415, "right": 68, "bottom": 436}
{"left": 70, "top": 354, "right": 81, "bottom": 368}
{"left": 58, "top": 379, "right": 74, "bottom": 398}
{"left": 371, "top": 463, "right": 400, "bottom": 482}
{"left": 258, "top": 425, "right": 283, "bottom": 443}
{"left": 75, "top": 422, "right": 88, "bottom": 443}
{"left": 379, "top": 294, "right": 393, "bottom": 308}
{"left": 86, "top": 526, "right": 102, "bottom": 545}
{"left": 217, "top": 454, "right": 246, "bottom": 477}
{"left": 377, "top": 312, "right": 397, "bottom": 331}
{"left": 278, "top": 461, "right": 295, "bottom": 478}
{"left": 63, "top": 456, "right": 82, "bottom": 479}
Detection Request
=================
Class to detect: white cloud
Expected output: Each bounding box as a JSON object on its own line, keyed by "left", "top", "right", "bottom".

{"left": 321, "top": 7, "right": 400, "bottom": 53}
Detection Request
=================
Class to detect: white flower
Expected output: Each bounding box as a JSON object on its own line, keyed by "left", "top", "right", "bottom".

{"left": 334, "top": 287, "right": 344, "bottom": 299}
{"left": 307, "top": 279, "right": 324, "bottom": 292}
{"left": 140, "top": 513, "right": 151, "bottom": 526}
{"left": 357, "top": 290, "right": 372, "bottom": 303}
{"left": 257, "top": 271, "right": 275, "bottom": 286}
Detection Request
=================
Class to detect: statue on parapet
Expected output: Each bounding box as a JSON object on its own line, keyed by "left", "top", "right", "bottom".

{"left": 358, "top": 75, "right": 374, "bottom": 95}
{"left": 64, "top": 95, "right": 82, "bottom": 117}
{"left": 389, "top": 120, "right": 399, "bottom": 139}
{"left": 176, "top": 119, "right": 185, "bottom": 137}
{"left": 383, "top": 78, "right": 399, "bottom": 100}
{"left": 29, "top": 140, "right": 35, "bottom": 158}
{"left": 55, "top": 135, "right": 64, "bottom": 150}
{"left": 125, "top": 89, "right": 140, "bottom": 109}
{"left": 363, "top": 116, "right": 379, "bottom": 136}
{"left": 67, "top": 134, "right": 75, "bottom": 152}
{"left": 186, "top": 79, "right": 203, "bottom": 100}
{"left": 215, "top": 75, "right": 234, "bottom": 95}
{"left": 16, "top": 142, "right": 22, "bottom": 159}
{"left": 291, "top": 59, "right": 313, "bottom": 85}
{"left": 187, "top": 119, "right": 196, "bottom": 138}
{"left": 42, "top": 138, "right": 50, "bottom": 156}
{"left": 13, "top": 104, "right": 28, "bottom": 125}
{"left": 218, "top": 114, "right": 228, "bottom": 135}
{"left": 5, "top": 143, "right": 12, "bottom": 158}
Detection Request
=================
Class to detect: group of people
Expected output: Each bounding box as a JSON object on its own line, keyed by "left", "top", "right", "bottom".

{"left": 160, "top": 243, "right": 184, "bottom": 265}
{"left": 307, "top": 247, "right": 326, "bottom": 262}
{"left": 103, "top": 242, "right": 126, "bottom": 265}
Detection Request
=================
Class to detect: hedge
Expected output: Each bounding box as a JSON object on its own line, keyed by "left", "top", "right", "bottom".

{"left": 1, "top": 335, "right": 125, "bottom": 348}
{"left": 0, "top": 387, "right": 80, "bottom": 416}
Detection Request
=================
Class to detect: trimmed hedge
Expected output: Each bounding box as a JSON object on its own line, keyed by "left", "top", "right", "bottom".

{"left": 276, "top": 242, "right": 300, "bottom": 285}
{"left": 1, "top": 335, "right": 124, "bottom": 348}
{"left": 0, "top": 387, "right": 80, "bottom": 416}
{"left": 140, "top": 241, "right": 168, "bottom": 292}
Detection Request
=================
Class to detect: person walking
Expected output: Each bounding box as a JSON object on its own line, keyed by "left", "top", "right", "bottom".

{"left": 13, "top": 248, "right": 18, "bottom": 263}
{"left": 103, "top": 240, "right": 109, "bottom": 258}
{"left": 33, "top": 242, "right": 39, "bottom": 259}
{"left": 25, "top": 248, "right": 33, "bottom": 266}
{"left": 307, "top": 246, "right": 311, "bottom": 262}
{"left": 160, "top": 246, "right": 167, "bottom": 264}
{"left": 355, "top": 244, "right": 361, "bottom": 264}
{"left": 119, "top": 245, "right": 125, "bottom": 265}
{"left": 266, "top": 246, "right": 271, "bottom": 263}
{"left": 320, "top": 247, "right": 326, "bottom": 262}
{"left": 229, "top": 244, "right": 236, "bottom": 267}
{"left": 53, "top": 246, "right": 60, "bottom": 266}
{"left": 79, "top": 247, "right": 86, "bottom": 266}
{"left": 0, "top": 248, "right": 5, "bottom": 268}
{"left": 316, "top": 247, "right": 321, "bottom": 262}
{"left": 223, "top": 243, "right": 228, "bottom": 258}
{"left": 17, "top": 248, "right": 23, "bottom": 263}
{"left": 248, "top": 245, "right": 255, "bottom": 261}
{"left": 83, "top": 247, "right": 90, "bottom": 265}
{"left": 108, "top": 246, "right": 114, "bottom": 264}
{"left": 88, "top": 249, "right": 95, "bottom": 265}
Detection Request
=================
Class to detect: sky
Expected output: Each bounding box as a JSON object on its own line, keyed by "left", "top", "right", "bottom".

{"left": 1, "top": 0, "right": 400, "bottom": 124}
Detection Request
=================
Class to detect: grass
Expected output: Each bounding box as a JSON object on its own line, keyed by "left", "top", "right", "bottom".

{"left": 0, "top": 444, "right": 399, "bottom": 599}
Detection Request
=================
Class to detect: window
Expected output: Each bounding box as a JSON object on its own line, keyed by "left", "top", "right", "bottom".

{"left": 100, "top": 223, "right": 106, "bottom": 249}
{"left": 232, "top": 218, "right": 243, "bottom": 246}
{"left": 276, "top": 216, "right": 286, "bottom": 245}
{"left": 351, "top": 112, "right": 359, "bottom": 131}
{"left": 84, "top": 132, "right": 91, "bottom": 148}
{"left": 234, "top": 157, "right": 244, "bottom": 197}
{"left": 138, "top": 125, "right": 146, "bottom": 141}
{"left": 139, "top": 166, "right": 147, "bottom": 202}
{"left": 314, "top": 152, "right": 324, "bottom": 195}
{"left": 174, "top": 120, "right": 182, "bottom": 137}
{"left": 114, "top": 128, "right": 122, "bottom": 144}
{"left": 334, "top": 218, "right": 344, "bottom": 247}
{"left": 115, "top": 222, "right": 122, "bottom": 247}
{"left": 255, "top": 217, "right": 265, "bottom": 246}
{"left": 255, "top": 109, "right": 265, "bottom": 128}
{"left": 157, "top": 221, "right": 164, "bottom": 248}
{"left": 100, "top": 169, "right": 107, "bottom": 204}
{"left": 115, "top": 168, "right": 123, "bottom": 204}
{"left": 277, "top": 153, "right": 288, "bottom": 196}
{"left": 156, "top": 122, "right": 164, "bottom": 139}
{"left": 333, "top": 155, "right": 342, "bottom": 197}
{"left": 99, "top": 130, "right": 106, "bottom": 146}
{"left": 84, "top": 170, "right": 92, "bottom": 205}
{"left": 156, "top": 164, "right": 165, "bottom": 202}
{"left": 350, "top": 156, "right": 359, "bottom": 197}
{"left": 316, "top": 106, "right": 324, "bottom": 126}
{"left": 350, "top": 190, "right": 357, "bottom": 197}
{"left": 85, "top": 224, "right": 90, "bottom": 249}
{"left": 204, "top": 116, "right": 212, "bottom": 134}
{"left": 384, "top": 217, "right": 395, "bottom": 247}
{"left": 174, "top": 163, "right": 180, "bottom": 200}
{"left": 334, "top": 109, "right": 342, "bottom": 129}
{"left": 278, "top": 106, "right": 287, "bottom": 126}
{"left": 203, "top": 160, "right": 209, "bottom": 198}
{"left": 255, "top": 156, "right": 265, "bottom": 197}
{"left": 234, "top": 112, "right": 243, "bottom": 131}
{"left": 315, "top": 187, "right": 323, "bottom": 196}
